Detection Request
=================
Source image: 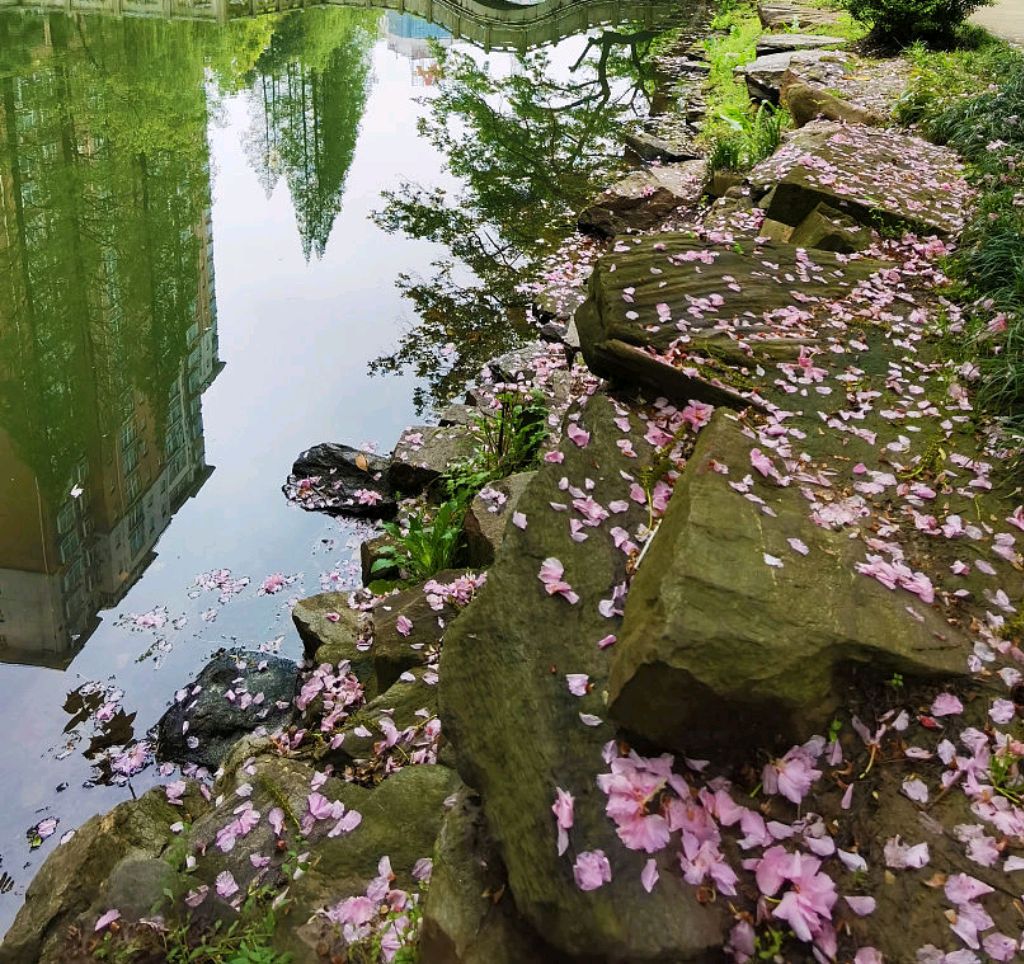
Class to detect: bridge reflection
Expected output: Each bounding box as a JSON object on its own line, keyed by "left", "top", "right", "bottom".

{"left": 0, "top": 0, "right": 683, "bottom": 51}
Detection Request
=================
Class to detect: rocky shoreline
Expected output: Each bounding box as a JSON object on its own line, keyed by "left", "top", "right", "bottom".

{"left": 4, "top": 4, "right": 1024, "bottom": 963}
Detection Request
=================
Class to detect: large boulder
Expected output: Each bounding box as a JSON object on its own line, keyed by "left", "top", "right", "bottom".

{"left": 575, "top": 233, "right": 886, "bottom": 405}
{"left": 577, "top": 161, "right": 705, "bottom": 238}
{"left": 789, "top": 200, "right": 874, "bottom": 252}
{"left": 608, "top": 411, "right": 970, "bottom": 757}
{"left": 0, "top": 790, "right": 182, "bottom": 963}
{"left": 419, "top": 789, "right": 559, "bottom": 964}
{"left": 182, "top": 750, "right": 459, "bottom": 963}
{"left": 371, "top": 573, "right": 467, "bottom": 692}
{"left": 463, "top": 471, "right": 535, "bottom": 568}
{"left": 156, "top": 651, "right": 299, "bottom": 769}
{"left": 283, "top": 442, "right": 397, "bottom": 519}
{"left": 441, "top": 394, "right": 727, "bottom": 960}
{"left": 749, "top": 121, "right": 970, "bottom": 237}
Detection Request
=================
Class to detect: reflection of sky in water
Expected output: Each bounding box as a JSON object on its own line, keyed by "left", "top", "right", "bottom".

{"left": 0, "top": 2, "right": 675, "bottom": 929}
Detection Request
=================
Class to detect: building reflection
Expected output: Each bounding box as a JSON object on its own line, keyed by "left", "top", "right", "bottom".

{"left": 0, "top": 14, "right": 221, "bottom": 667}
{"left": 382, "top": 11, "right": 450, "bottom": 86}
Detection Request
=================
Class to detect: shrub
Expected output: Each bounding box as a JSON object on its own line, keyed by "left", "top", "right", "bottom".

{"left": 843, "top": 0, "right": 993, "bottom": 47}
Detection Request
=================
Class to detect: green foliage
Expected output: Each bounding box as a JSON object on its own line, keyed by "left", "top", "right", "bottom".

{"left": 371, "top": 29, "right": 662, "bottom": 409}
{"left": 346, "top": 900, "right": 423, "bottom": 964}
{"left": 373, "top": 499, "right": 466, "bottom": 582}
{"left": 445, "top": 391, "right": 549, "bottom": 500}
{"left": 88, "top": 888, "right": 291, "bottom": 963}
{"left": 841, "top": 0, "right": 993, "bottom": 47}
{"left": 707, "top": 103, "right": 788, "bottom": 173}
{"left": 896, "top": 39, "right": 1024, "bottom": 425}
{"left": 701, "top": 1, "right": 763, "bottom": 138}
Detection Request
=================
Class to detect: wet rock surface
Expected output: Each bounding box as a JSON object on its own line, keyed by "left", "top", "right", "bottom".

{"left": 156, "top": 651, "right": 300, "bottom": 768}
{"left": 284, "top": 442, "right": 397, "bottom": 518}
{"left": 0, "top": 791, "right": 184, "bottom": 964}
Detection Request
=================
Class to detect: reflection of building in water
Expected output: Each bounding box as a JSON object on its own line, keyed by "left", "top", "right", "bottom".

{"left": 0, "top": 14, "right": 221, "bottom": 668}
{"left": 382, "top": 12, "right": 451, "bottom": 86}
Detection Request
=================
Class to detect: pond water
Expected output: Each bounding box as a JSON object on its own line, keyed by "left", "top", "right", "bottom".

{"left": 0, "top": 0, "right": 686, "bottom": 932}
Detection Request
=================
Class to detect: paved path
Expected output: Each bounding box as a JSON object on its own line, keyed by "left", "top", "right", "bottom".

{"left": 973, "top": 0, "right": 1024, "bottom": 44}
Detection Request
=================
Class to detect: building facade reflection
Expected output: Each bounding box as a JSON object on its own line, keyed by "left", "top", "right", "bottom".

{"left": 0, "top": 15, "right": 220, "bottom": 667}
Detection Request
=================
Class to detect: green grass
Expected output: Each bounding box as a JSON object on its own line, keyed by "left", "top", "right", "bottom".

{"left": 895, "top": 34, "right": 1024, "bottom": 426}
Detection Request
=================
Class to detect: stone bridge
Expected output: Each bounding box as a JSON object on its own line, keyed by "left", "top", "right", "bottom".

{"left": 0, "top": 0, "right": 682, "bottom": 50}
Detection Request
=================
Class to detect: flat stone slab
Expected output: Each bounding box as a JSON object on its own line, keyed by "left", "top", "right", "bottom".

{"left": 575, "top": 233, "right": 887, "bottom": 404}
{"left": 609, "top": 411, "right": 970, "bottom": 756}
{"left": 758, "top": 0, "right": 842, "bottom": 29}
{"left": 750, "top": 121, "right": 971, "bottom": 237}
{"left": 756, "top": 32, "right": 845, "bottom": 54}
{"left": 737, "top": 48, "right": 844, "bottom": 102}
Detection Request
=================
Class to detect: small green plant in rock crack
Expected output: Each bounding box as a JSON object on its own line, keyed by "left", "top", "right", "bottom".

{"left": 990, "top": 741, "right": 1024, "bottom": 805}
{"left": 372, "top": 498, "right": 466, "bottom": 583}
{"left": 444, "top": 389, "right": 549, "bottom": 501}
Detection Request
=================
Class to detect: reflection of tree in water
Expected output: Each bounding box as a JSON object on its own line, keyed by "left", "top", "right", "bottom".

{"left": 0, "top": 14, "right": 216, "bottom": 502}
{"left": 241, "top": 9, "right": 377, "bottom": 260}
{"left": 370, "top": 29, "right": 663, "bottom": 412}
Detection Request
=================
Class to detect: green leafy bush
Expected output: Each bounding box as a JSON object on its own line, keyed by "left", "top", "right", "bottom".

{"left": 843, "top": 0, "right": 993, "bottom": 47}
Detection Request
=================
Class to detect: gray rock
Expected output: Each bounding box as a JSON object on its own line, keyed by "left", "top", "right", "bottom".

{"left": 464, "top": 471, "right": 535, "bottom": 568}
{"left": 292, "top": 593, "right": 376, "bottom": 691}
{"left": 738, "top": 48, "right": 835, "bottom": 102}
{"left": 0, "top": 790, "right": 181, "bottom": 964}
{"left": 419, "top": 789, "right": 560, "bottom": 964}
{"left": 790, "top": 201, "right": 875, "bottom": 253}
{"left": 438, "top": 402, "right": 478, "bottom": 427}
{"left": 609, "top": 411, "right": 970, "bottom": 757}
{"left": 441, "top": 394, "right": 728, "bottom": 960}
{"left": 389, "top": 425, "right": 478, "bottom": 494}
{"left": 577, "top": 161, "right": 705, "bottom": 238}
{"left": 371, "top": 573, "right": 467, "bottom": 692}
{"left": 156, "top": 651, "right": 299, "bottom": 769}
{"left": 575, "top": 233, "right": 886, "bottom": 406}
{"left": 750, "top": 121, "right": 969, "bottom": 237}
{"left": 623, "top": 127, "right": 700, "bottom": 163}
{"left": 283, "top": 442, "right": 397, "bottom": 519}
{"left": 780, "top": 71, "right": 884, "bottom": 128}
{"left": 756, "top": 32, "right": 845, "bottom": 54}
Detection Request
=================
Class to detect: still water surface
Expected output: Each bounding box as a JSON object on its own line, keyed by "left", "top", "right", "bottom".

{"left": 0, "top": 0, "right": 682, "bottom": 930}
